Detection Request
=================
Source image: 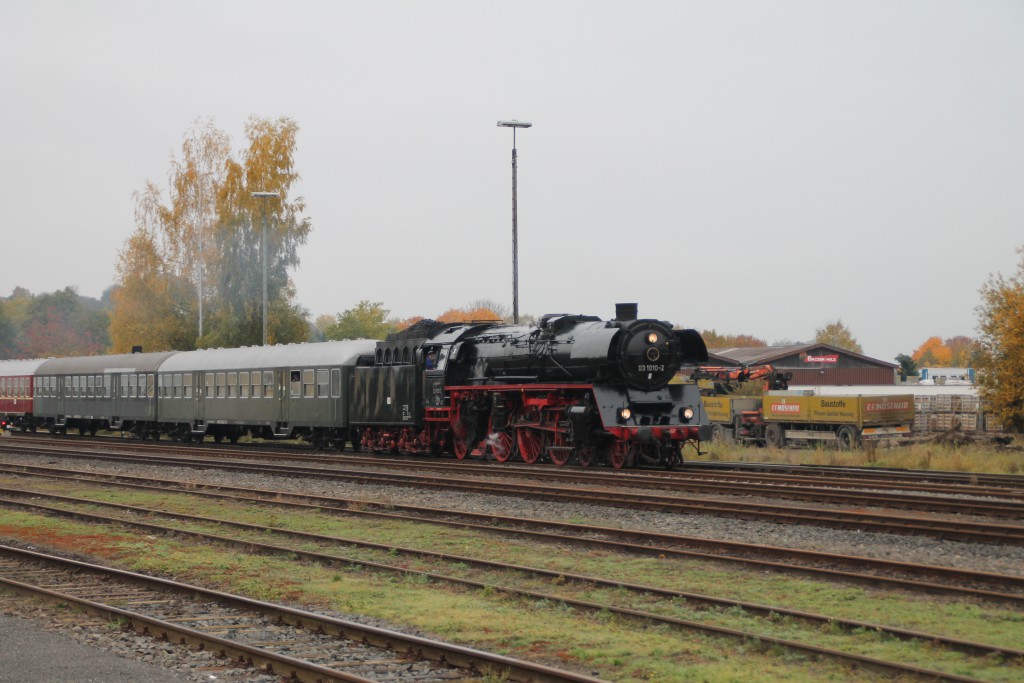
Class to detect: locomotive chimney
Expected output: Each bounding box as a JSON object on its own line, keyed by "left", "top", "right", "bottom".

{"left": 614, "top": 303, "right": 638, "bottom": 321}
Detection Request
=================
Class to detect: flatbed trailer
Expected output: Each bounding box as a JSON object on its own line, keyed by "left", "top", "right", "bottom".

{"left": 702, "top": 391, "right": 915, "bottom": 449}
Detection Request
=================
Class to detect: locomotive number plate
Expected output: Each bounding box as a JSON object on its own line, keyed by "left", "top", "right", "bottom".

{"left": 638, "top": 364, "right": 666, "bottom": 373}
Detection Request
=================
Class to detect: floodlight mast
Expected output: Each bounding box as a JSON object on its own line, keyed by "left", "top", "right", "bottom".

{"left": 497, "top": 120, "right": 532, "bottom": 324}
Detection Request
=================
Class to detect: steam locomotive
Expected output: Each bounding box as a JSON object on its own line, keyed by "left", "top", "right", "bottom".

{"left": 0, "top": 303, "right": 710, "bottom": 469}
{"left": 352, "top": 303, "right": 710, "bottom": 468}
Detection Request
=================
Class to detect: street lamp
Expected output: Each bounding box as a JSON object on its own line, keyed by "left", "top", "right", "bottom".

{"left": 251, "top": 191, "right": 280, "bottom": 345}
{"left": 497, "top": 119, "right": 532, "bottom": 324}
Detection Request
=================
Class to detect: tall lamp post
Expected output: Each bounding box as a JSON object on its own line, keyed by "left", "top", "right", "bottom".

{"left": 251, "top": 191, "right": 280, "bottom": 345}
{"left": 497, "top": 119, "right": 532, "bottom": 324}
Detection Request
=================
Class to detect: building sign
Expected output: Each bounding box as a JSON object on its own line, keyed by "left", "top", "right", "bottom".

{"left": 804, "top": 354, "right": 839, "bottom": 364}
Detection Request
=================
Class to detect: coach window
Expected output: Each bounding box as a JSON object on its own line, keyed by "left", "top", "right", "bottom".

{"left": 317, "top": 369, "right": 329, "bottom": 398}
{"left": 205, "top": 373, "right": 214, "bottom": 398}
{"left": 263, "top": 371, "right": 274, "bottom": 398}
{"left": 290, "top": 370, "right": 301, "bottom": 397}
{"left": 216, "top": 372, "right": 226, "bottom": 398}
{"left": 331, "top": 369, "right": 341, "bottom": 398}
{"left": 103, "top": 375, "right": 110, "bottom": 398}
{"left": 65, "top": 377, "right": 71, "bottom": 398}
{"left": 227, "top": 372, "right": 237, "bottom": 399}
{"left": 171, "top": 374, "right": 180, "bottom": 398}
{"left": 302, "top": 369, "right": 315, "bottom": 398}
{"left": 239, "top": 372, "right": 249, "bottom": 398}
{"left": 71, "top": 376, "right": 80, "bottom": 397}
{"left": 130, "top": 374, "right": 139, "bottom": 398}
{"left": 183, "top": 374, "right": 193, "bottom": 399}
{"left": 250, "top": 371, "right": 261, "bottom": 398}
{"left": 87, "top": 375, "right": 95, "bottom": 398}
{"left": 147, "top": 374, "right": 155, "bottom": 398}
{"left": 96, "top": 375, "right": 103, "bottom": 397}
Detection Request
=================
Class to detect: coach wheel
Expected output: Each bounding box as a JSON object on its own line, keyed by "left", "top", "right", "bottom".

{"left": 765, "top": 424, "right": 786, "bottom": 449}
{"left": 517, "top": 428, "right": 543, "bottom": 464}
{"left": 836, "top": 426, "right": 858, "bottom": 451}
{"left": 213, "top": 433, "right": 223, "bottom": 444}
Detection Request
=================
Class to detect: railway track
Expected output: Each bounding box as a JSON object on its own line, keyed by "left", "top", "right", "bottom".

{"left": 684, "top": 460, "right": 1024, "bottom": 490}
{"left": 9, "top": 434, "right": 1024, "bottom": 509}
{"left": 4, "top": 443, "right": 1024, "bottom": 545}
{"left": 0, "top": 544, "right": 598, "bottom": 683}
{"left": 0, "top": 492, "right": 1014, "bottom": 682}
{"left": 2, "top": 464, "right": 1023, "bottom": 606}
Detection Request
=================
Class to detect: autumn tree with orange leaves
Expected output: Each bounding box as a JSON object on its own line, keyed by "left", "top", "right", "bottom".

{"left": 976, "top": 248, "right": 1024, "bottom": 431}
{"left": 910, "top": 335, "right": 982, "bottom": 368}
{"left": 699, "top": 330, "right": 767, "bottom": 349}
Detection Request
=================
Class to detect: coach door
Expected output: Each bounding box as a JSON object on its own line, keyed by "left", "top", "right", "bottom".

{"left": 191, "top": 371, "right": 203, "bottom": 432}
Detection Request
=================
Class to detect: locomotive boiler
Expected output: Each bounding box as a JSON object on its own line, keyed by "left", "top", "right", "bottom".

{"left": 352, "top": 303, "right": 711, "bottom": 468}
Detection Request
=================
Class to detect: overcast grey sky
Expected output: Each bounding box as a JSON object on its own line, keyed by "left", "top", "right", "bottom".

{"left": 2, "top": 1, "right": 1021, "bottom": 363}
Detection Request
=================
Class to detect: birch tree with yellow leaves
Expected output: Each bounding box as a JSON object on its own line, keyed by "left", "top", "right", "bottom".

{"left": 110, "top": 117, "right": 311, "bottom": 352}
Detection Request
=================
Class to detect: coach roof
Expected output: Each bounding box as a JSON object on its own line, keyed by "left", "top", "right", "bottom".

{"left": 158, "top": 340, "right": 378, "bottom": 373}
{"left": 37, "top": 351, "right": 179, "bottom": 375}
{"left": 0, "top": 359, "right": 50, "bottom": 376}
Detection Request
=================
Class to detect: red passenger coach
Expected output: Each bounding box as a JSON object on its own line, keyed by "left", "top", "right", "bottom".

{"left": 0, "top": 359, "right": 46, "bottom": 432}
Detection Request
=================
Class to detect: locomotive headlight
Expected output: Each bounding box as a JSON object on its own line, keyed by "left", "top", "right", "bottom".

{"left": 679, "top": 407, "right": 694, "bottom": 422}
{"left": 618, "top": 407, "right": 632, "bottom": 423}
{"left": 647, "top": 332, "right": 659, "bottom": 344}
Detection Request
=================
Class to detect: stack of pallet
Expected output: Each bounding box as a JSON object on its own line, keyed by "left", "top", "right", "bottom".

{"left": 914, "top": 394, "right": 982, "bottom": 433}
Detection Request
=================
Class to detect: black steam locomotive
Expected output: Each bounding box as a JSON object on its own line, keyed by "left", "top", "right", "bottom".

{"left": 352, "top": 303, "right": 710, "bottom": 468}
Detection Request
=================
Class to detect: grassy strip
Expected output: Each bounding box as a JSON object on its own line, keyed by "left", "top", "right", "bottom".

{"left": 3, "top": 479, "right": 1023, "bottom": 681}
{"left": 0, "top": 509, "right": 884, "bottom": 683}
{"left": 694, "top": 441, "right": 1024, "bottom": 474}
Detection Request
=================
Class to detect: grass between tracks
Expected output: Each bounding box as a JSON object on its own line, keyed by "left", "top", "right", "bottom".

{"left": 1, "top": 477, "right": 1023, "bottom": 682}
{"left": 692, "top": 441, "right": 1024, "bottom": 474}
